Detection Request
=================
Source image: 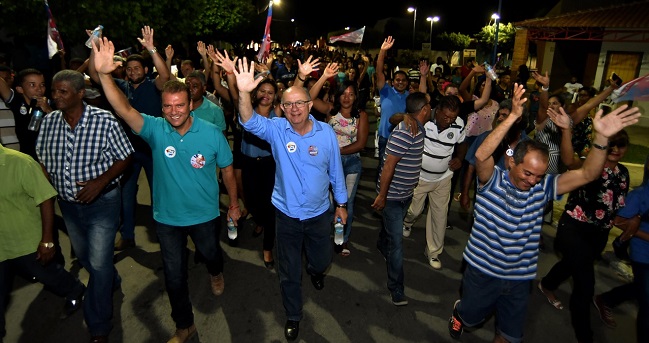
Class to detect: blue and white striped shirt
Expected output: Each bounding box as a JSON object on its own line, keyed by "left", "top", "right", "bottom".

{"left": 463, "top": 165, "right": 560, "bottom": 280}
{"left": 36, "top": 104, "right": 133, "bottom": 202}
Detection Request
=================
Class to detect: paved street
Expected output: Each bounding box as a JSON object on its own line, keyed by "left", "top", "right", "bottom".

{"left": 4, "top": 110, "right": 644, "bottom": 343}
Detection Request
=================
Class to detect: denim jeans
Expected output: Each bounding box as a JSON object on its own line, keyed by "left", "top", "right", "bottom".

{"left": 0, "top": 253, "right": 85, "bottom": 337}
{"left": 376, "top": 136, "right": 388, "bottom": 183}
{"left": 120, "top": 150, "right": 153, "bottom": 240}
{"left": 276, "top": 210, "right": 333, "bottom": 321}
{"left": 58, "top": 187, "right": 121, "bottom": 336}
{"left": 633, "top": 261, "right": 649, "bottom": 343}
{"left": 341, "top": 153, "right": 362, "bottom": 243}
{"left": 376, "top": 198, "right": 411, "bottom": 295}
{"left": 156, "top": 218, "right": 223, "bottom": 329}
{"left": 457, "top": 264, "right": 530, "bottom": 343}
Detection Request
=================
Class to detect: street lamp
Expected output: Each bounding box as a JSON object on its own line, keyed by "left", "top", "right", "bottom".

{"left": 408, "top": 7, "right": 417, "bottom": 49}
{"left": 426, "top": 16, "right": 439, "bottom": 45}
{"left": 491, "top": 0, "right": 503, "bottom": 64}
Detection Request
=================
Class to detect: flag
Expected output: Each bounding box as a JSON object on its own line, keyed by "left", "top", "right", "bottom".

{"left": 256, "top": 2, "right": 272, "bottom": 63}
{"left": 329, "top": 26, "right": 365, "bottom": 44}
{"left": 45, "top": 0, "right": 64, "bottom": 59}
{"left": 116, "top": 48, "right": 133, "bottom": 59}
{"left": 611, "top": 73, "right": 649, "bottom": 103}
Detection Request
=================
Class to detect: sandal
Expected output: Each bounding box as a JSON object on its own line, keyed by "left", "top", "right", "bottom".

{"left": 537, "top": 281, "right": 563, "bottom": 310}
{"left": 340, "top": 242, "right": 350, "bottom": 257}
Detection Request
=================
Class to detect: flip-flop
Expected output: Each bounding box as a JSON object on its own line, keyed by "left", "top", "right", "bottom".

{"left": 537, "top": 281, "right": 563, "bottom": 310}
{"left": 340, "top": 243, "right": 350, "bottom": 257}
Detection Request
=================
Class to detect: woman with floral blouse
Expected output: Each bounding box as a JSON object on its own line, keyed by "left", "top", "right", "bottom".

{"left": 538, "top": 106, "right": 630, "bottom": 343}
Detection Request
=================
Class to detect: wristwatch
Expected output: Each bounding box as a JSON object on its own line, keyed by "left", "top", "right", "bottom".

{"left": 40, "top": 242, "right": 55, "bottom": 248}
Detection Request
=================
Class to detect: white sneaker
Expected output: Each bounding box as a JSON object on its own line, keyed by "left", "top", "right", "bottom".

{"left": 429, "top": 256, "right": 442, "bottom": 270}
{"left": 402, "top": 225, "right": 411, "bottom": 237}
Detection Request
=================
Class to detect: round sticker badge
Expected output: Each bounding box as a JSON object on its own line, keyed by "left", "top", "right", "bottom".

{"left": 286, "top": 142, "right": 297, "bottom": 153}
{"left": 164, "top": 146, "right": 176, "bottom": 158}
{"left": 447, "top": 132, "right": 454, "bottom": 140}
{"left": 191, "top": 153, "right": 206, "bottom": 169}
{"left": 308, "top": 145, "right": 318, "bottom": 156}
{"left": 20, "top": 104, "right": 28, "bottom": 115}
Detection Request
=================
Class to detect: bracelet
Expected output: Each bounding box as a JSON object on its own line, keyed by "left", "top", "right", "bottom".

{"left": 336, "top": 203, "right": 347, "bottom": 208}
{"left": 593, "top": 143, "right": 609, "bottom": 150}
{"left": 225, "top": 71, "right": 234, "bottom": 75}
{"left": 297, "top": 75, "right": 306, "bottom": 82}
{"left": 149, "top": 47, "right": 157, "bottom": 55}
{"left": 229, "top": 205, "right": 240, "bottom": 210}
{"left": 541, "top": 85, "right": 549, "bottom": 92}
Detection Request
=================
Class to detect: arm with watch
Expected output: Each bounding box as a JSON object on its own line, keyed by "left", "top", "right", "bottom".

{"left": 136, "top": 26, "right": 170, "bottom": 91}
{"left": 36, "top": 197, "right": 56, "bottom": 265}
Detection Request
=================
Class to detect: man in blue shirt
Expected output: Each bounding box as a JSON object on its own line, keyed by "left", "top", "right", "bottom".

{"left": 93, "top": 37, "right": 241, "bottom": 343}
{"left": 233, "top": 56, "right": 347, "bottom": 342}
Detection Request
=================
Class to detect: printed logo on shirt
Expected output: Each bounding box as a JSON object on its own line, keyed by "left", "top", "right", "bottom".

{"left": 308, "top": 145, "right": 318, "bottom": 156}
{"left": 190, "top": 153, "right": 205, "bottom": 169}
{"left": 20, "top": 104, "right": 28, "bottom": 115}
{"left": 286, "top": 142, "right": 297, "bottom": 153}
{"left": 165, "top": 146, "right": 176, "bottom": 158}
{"left": 447, "top": 132, "right": 454, "bottom": 140}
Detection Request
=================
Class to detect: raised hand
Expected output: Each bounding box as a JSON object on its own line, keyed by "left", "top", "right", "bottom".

{"left": 297, "top": 55, "right": 320, "bottom": 76}
{"left": 213, "top": 49, "right": 237, "bottom": 74}
{"left": 137, "top": 26, "right": 155, "bottom": 51}
{"left": 547, "top": 107, "right": 572, "bottom": 130}
{"left": 381, "top": 36, "right": 395, "bottom": 50}
{"left": 419, "top": 60, "right": 429, "bottom": 75}
{"left": 472, "top": 64, "right": 485, "bottom": 74}
{"left": 593, "top": 104, "right": 641, "bottom": 139}
{"left": 234, "top": 57, "right": 263, "bottom": 93}
{"left": 531, "top": 71, "right": 549, "bottom": 88}
{"left": 323, "top": 63, "right": 339, "bottom": 79}
{"left": 92, "top": 37, "right": 119, "bottom": 75}
{"left": 197, "top": 41, "right": 207, "bottom": 56}
{"left": 165, "top": 44, "right": 174, "bottom": 61}
{"left": 510, "top": 83, "right": 528, "bottom": 118}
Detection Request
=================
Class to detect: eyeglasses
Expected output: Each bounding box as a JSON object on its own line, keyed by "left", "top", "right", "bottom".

{"left": 281, "top": 100, "right": 310, "bottom": 109}
{"left": 609, "top": 140, "right": 628, "bottom": 148}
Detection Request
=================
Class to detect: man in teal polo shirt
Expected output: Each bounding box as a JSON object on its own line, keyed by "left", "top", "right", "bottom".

{"left": 93, "top": 37, "right": 241, "bottom": 343}
{"left": 185, "top": 71, "right": 226, "bottom": 134}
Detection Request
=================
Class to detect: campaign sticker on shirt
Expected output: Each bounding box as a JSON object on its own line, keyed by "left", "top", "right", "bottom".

{"left": 447, "top": 132, "right": 454, "bottom": 140}
{"left": 308, "top": 145, "right": 318, "bottom": 156}
{"left": 165, "top": 146, "right": 176, "bottom": 158}
{"left": 286, "top": 142, "right": 297, "bottom": 153}
{"left": 190, "top": 153, "right": 205, "bottom": 169}
{"left": 20, "top": 104, "right": 27, "bottom": 115}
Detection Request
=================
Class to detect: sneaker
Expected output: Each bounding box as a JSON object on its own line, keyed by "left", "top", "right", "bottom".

{"left": 167, "top": 324, "right": 197, "bottom": 343}
{"left": 391, "top": 291, "right": 408, "bottom": 306}
{"left": 210, "top": 273, "right": 224, "bottom": 296}
{"left": 429, "top": 257, "right": 442, "bottom": 270}
{"left": 593, "top": 295, "right": 617, "bottom": 328}
{"left": 449, "top": 300, "right": 463, "bottom": 339}
{"left": 402, "top": 225, "right": 411, "bottom": 237}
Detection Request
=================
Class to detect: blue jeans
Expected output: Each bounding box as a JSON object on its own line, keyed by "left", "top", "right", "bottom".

{"left": 58, "top": 188, "right": 121, "bottom": 336}
{"left": 376, "top": 198, "right": 411, "bottom": 295}
{"left": 276, "top": 210, "right": 333, "bottom": 321}
{"left": 156, "top": 218, "right": 223, "bottom": 329}
{"left": 0, "top": 253, "right": 85, "bottom": 338}
{"left": 120, "top": 150, "right": 153, "bottom": 240}
{"left": 457, "top": 264, "right": 530, "bottom": 343}
{"left": 376, "top": 136, "right": 388, "bottom": 183}
{"left": 341, "top": 153, "right": 362, "bottom": 243}
{"left": 633, "top": 261, "right": 649, "bottom": 343}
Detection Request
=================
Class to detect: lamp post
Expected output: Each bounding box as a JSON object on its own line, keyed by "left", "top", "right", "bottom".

{"left": 408, "top": 7, "right": 417, "bottom": 50}
{"left": 426, "top": 16, "right": 439, "bottom": 45}
{"left": 491, "top": 0, "right": 502, "bottom": 65}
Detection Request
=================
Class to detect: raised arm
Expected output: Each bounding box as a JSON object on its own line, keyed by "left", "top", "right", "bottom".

{"left": 532, "top": 71, "right": 550, "bottom": 126}
{"left": 233, "top": 57, "right": 263, "bottom": 123}
{"left": 137, "top": 26, "right": 170, "bottom": 90}
{"left": 197, "top": 41, "right": 211, "bottom": 80}
{"left": 458, "top": 63, "right": 480, "bottom": 102}
{"left": 474, "top": 77, "right": 492, "bottom": 110}
{"left": 165, "top": 44, "right": 176, "bottom": 80}
{"left": 92, "top": 37, "right": 144, "bottom": 133}
{"left": 211, "top": 48, "right": 239, "bottom": 107}
{"left": 418, "top": 60, "right": 429, "bottom": 93}
{"left": 556, "top": 105, "right": 641, "bottom": 195}
{"left": 375, "top": 36, "right": 394, "bottom": 91}
{"left": 294, "top": 55, "right": 319, "bottom": 88}
{"left": 309, "top": 62, "right": 337, "bottom": 115}
{"left": 475, "top": 83, "right": 527, "bottom": 185}
{"left": 570, "top": 83, "right": 618, "bottom": 125}
{"left": 547, "top": 107, "right": 582, "bottom": 169}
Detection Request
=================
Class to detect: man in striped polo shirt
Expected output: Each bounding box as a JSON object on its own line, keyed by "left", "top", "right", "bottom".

{"left": 401, "top": 95, "right": 466, "bottom": 270}
{"left": 447, "top": 83, "right": 641, "bottom": 343}
{"left": 372, "top": 91, "right": 430, "bottom": 306}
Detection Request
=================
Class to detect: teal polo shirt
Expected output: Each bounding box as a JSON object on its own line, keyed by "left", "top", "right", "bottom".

{"left": 192, "top": 96, "right": 226, "bottom": 132}
{"left": 138, "top": 114, "right": 233, "bottom": 226}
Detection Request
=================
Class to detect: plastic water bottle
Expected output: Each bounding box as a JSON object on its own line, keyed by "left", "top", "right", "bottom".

{"left": 334, "top": 218, "right": 344, "bottom": 245}
{"left": 85, "top": 25, "right": 103, "bottom": 48}
{"left": 227, "top": 218, "right": 237, "bottom": 240}
{"left": 27, "top": 100, "right": 45, "bottom": 131}
{"left": 484, "top": 62, "right": 498, "bottom": 81}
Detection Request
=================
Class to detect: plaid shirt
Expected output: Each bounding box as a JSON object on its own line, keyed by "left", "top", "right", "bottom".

{"left": 36, "top": 104, "right": 133, "bottom": 202}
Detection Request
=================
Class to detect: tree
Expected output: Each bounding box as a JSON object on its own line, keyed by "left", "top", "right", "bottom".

{"left": 474, "top": 22, "right": 517, "bottom": 59}
{"left": 436, "top": 32, "right": 471, "bottom": 63}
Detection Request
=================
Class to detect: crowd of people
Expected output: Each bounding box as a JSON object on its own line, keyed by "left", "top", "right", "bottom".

{"left": 0, "top": 26, "right": 647, "bottom": 343}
